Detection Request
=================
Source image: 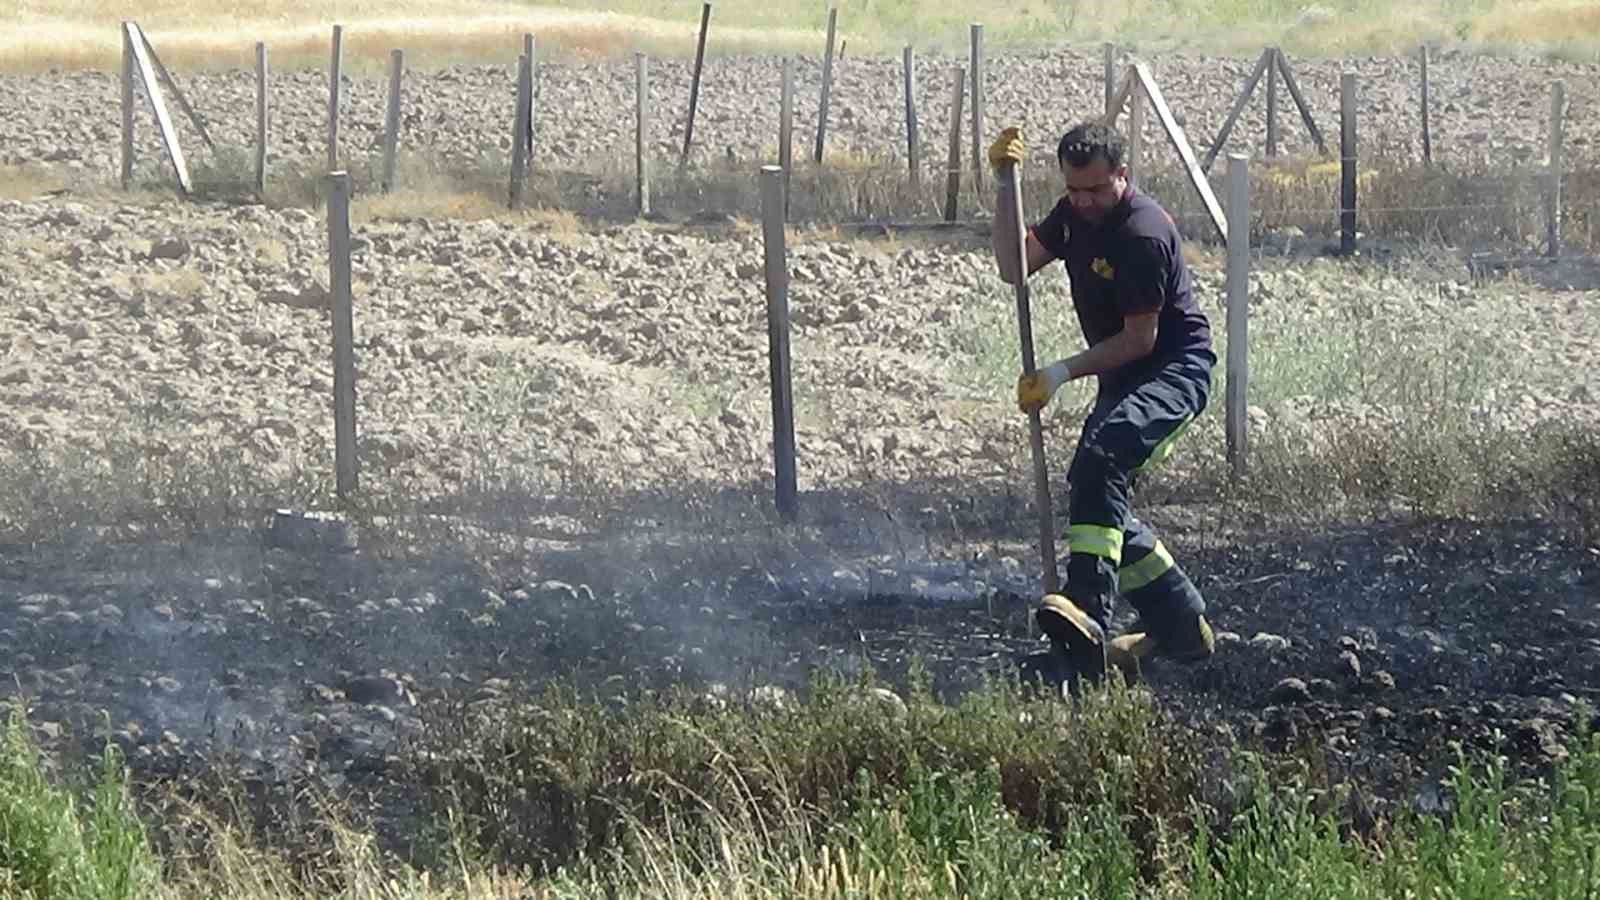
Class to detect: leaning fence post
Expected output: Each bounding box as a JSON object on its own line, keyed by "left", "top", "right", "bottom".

{"left": 1340, "top": 72, "right": 1357, "bottom": 255}
{"left": 1226, "top": 153, "right": 1250, "bottom": 478}
{"left": 903, "top": 45, "right": 919, "bottom": 189}
{"left": 1546, "top": 79, "right": 1566, "bottom": 259}
{"left": 381, "top": 49, "right": 403, "bottom": 193}
{"left": 680, "top": 1, "right": 711, "bottom": 172}
{"left": 327, "top": 24, "right": 343, "bottom": 172}
{"left": 760, "top": 165, "right": 798, "bottom": 522}
{"left": 124, "top": 22, "right": 190, "bottom": 196}
{"left": 254, "top": 42, "right": 268, "bottom": 195}
{"left": 944, "top": 66, "right": 964, "bottom": 222}
{"left": 326, "top": 171, "right": 358, "bottom": 501}
{"left": 1265, "top": 46, "right": 1280, "bottom": 159}
{"left": 635, "top": 52, "right": 650, "bottom": 216}
{"left": 814, "top": 6, "right": 837, "bottom": 164}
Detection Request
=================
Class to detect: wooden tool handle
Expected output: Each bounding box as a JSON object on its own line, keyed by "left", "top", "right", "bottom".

{"left": 998, "top": 161, "right": 1060, "bottom": 596}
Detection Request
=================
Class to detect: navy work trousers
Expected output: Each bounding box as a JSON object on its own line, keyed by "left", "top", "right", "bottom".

{"left": 1062, "top": 350, "right": 1214, "bottom": 644}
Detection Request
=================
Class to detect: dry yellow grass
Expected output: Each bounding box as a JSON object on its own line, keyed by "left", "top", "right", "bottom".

{"left": 352, "top": 187, "right": 520, "bottom": 224}
{"left": 1, "top": 0, "right": 1594, "bottom": 74}
{"left": 1467, "top": 1, "right": 1600, "bottom": 54}
{"left": 0, "top": 3, "right": 824, "bottom": 73}
{"left": 0, "top": 163, "right": 66, "bottom": 199}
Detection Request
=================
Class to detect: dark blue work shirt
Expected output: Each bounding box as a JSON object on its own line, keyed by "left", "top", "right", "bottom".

{"left": 1030, "top": 186, "right": 1213, "bottom": 394}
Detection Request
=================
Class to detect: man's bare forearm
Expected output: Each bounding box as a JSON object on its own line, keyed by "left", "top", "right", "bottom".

{"left": 1055, "top": 329, "right": 1153, "bottom": 381}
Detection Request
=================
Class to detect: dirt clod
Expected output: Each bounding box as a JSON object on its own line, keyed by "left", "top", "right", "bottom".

{"left": 1270, "top": 677, "right": 1314, "bottom": 704}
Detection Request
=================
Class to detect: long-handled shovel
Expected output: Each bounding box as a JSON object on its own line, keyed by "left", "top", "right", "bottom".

{"left": 997, "top": 159, "right": 1060, "bottom": 599}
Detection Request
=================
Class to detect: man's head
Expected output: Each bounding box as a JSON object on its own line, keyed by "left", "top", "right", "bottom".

{"left": 1055, "top": 122, "right": 1128, "bottom": 223}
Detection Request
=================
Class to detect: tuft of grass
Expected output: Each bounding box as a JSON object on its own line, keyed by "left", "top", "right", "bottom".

{"left": 402, "top": 667, "right": 1219, "bottom": 883}
{"left": 0, "top": 163, "right": 68, "bottom": 201}
{"left": 0, "top": 704, "right": 161, "bottom": 900}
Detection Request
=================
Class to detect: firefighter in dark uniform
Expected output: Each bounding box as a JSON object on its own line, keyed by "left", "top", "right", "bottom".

{"left": 988, "top": 121, "right": 1216, "bottom": 687}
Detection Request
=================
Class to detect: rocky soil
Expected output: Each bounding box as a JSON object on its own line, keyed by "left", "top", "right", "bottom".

{"left": 2, "top": 44, "right": 1595, "bottom": 202}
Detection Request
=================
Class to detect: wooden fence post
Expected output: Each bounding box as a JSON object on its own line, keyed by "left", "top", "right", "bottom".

{"left": 327, "top": 24, "right": 343, "bottom": 172}
{"left": 255, "top": 42, "right": 268, "bottom": 195}
{"left": 636, "top": 52, "right": 650, "bottom": 216}
{"left": 1127, "top": 73, "right": 1144, "bottom": 186}
{"left": 1226, "top": 153, "right": 1250, "bottom": 478}
{"left": 137, "top": 31, "right": 215, "bottom": 154}
{"left": 969, "top": 23, "right": 985, "bottom": 192}
{"left": 510, "top": 52, "right": 530, "bottom": 208}
{"left": 904, "top": 45, "right": 919, "bottom": 188}
{"left": 1419, "top": 45, "right": 1431, "bottom": 166}
{"left": 1547, "top": 79, "right": 1566, "bottom": 259}
{"left": 124, "top": 22, "right": 190, "bottom": 195}
{"left": 1103, "top": 42, "right": 1115, "bottom": 115}
{"left": 1134, "top": 62, "right": 1227, "bottom": 242}
{"left": 779, "top": 56, "right": 794, "bottom": 217}
{"left": 326, "top": 171, "right": 358, "bottom": 501}
{"left": 681, "top": 1, "right": 711, "bottom": 172}
{"left": 121, "top": 24, "right": 134, "bottom": 189}
{"left": 382, "top": 49, "right": 403, "bottom": 193}
{"left": 943, "top": 66, "right": 964, "bottom": 222}
{"left": 524, "top": 33, "right": 537, "bottom": 169}
{"left": 1340, "top": 72, "right": 1357, "bottom": 255}
{"left": 1265, "top": 46, "right": 1279, "bottom": 159}
{"left": 814, "top": 6, "right": 838, "bottom": 164}
{"left": 760, "top": 165, "right": 798, "bottom": 522}
{"left": 1202, "top": 48, "right": 1270, "bottom": 172}
{"left": 1274, "top": 49, "right": 1326, "bottom": 156}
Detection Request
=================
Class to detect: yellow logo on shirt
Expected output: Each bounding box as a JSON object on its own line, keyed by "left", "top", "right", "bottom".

{"left": 1091, "top": 257, "right": 1115, "bottom": 280}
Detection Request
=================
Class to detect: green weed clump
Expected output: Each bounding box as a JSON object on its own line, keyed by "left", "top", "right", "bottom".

{"left": 0, "top": 705, "right": 160, "bottom": 900}
{"left": 403, "top": 668, "right": 1217, "bottom": 883}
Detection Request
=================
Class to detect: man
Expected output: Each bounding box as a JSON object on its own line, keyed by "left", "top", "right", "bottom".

{"left": 988, "top": 121, "right": 1217, "bottom": 689}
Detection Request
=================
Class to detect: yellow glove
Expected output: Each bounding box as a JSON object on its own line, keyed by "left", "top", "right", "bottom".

{"left": 1016, "top": 361, "right": 1069, "bottom": 413}
{"left": 988, "top": 126, "right": 1024, "bottom": 172}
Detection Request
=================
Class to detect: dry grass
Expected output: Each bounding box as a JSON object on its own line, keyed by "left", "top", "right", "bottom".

{"left": 8, "top": 686, "right": 1600, "bottom": 899}
{"left": 0, "top": 163, "right": 68, "bottom": 200}
{"left": 0, "top": 4, "right": 823, "bottom": 74}
{"left": 1468, "top": 0, "right": 1600, "bottom": 56}
{"left": 1, "top": 0, "right": 1596, "bottom": 74}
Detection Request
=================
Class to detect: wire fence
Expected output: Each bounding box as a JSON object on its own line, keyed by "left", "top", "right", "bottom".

{"left": 92, "top": 19, "right": 1597, "bottom": 264}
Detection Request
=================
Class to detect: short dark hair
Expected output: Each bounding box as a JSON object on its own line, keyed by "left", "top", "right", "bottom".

{"left": 1056, "top": 122, "right": 1126, "bottom": 169}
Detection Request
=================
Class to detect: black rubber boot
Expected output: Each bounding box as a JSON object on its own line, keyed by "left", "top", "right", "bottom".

{"left": 1035, "top": 594, "right": 1108, "bottom": 692}
{"left": 1116, "top": 563, "right": 1215, "bottom": 675}
{"left": 1108, "top": 612, "right": 1215, "bottom": 677}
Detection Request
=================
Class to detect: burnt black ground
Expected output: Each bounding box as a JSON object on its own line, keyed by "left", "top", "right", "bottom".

{"left": 4, "top": 475, "right": 1597, "bottom": 836}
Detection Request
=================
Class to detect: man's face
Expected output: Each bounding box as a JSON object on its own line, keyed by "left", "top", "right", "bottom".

{"left": 1060, "top": 156, "right": 1127, "bottom": 223}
